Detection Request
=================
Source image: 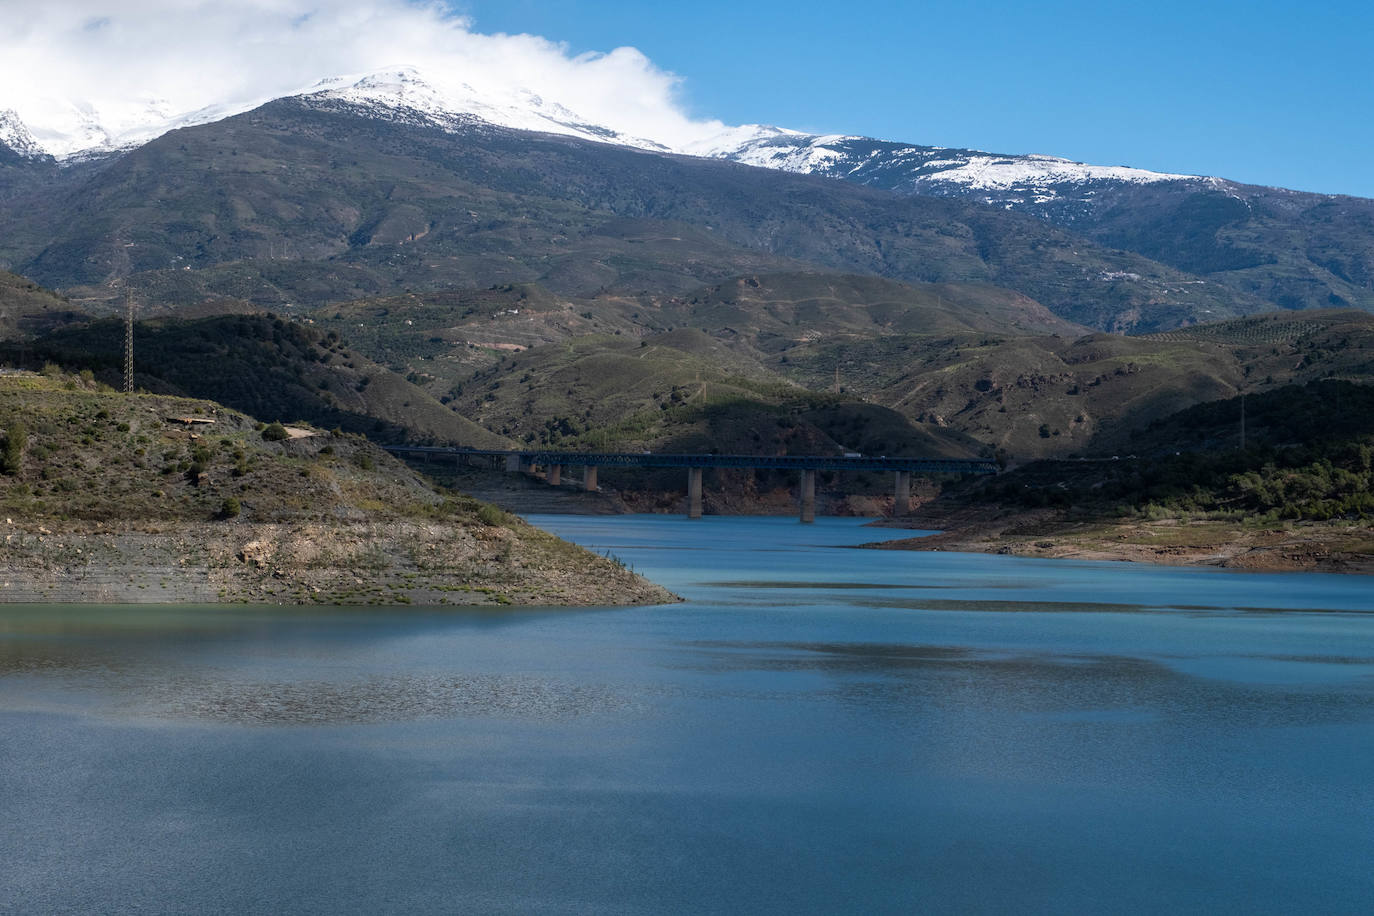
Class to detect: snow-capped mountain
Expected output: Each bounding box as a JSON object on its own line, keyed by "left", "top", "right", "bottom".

{"left": 703, "top": 132, "right": 1207, "bottom": 214}
{"left": 1, "top": 65, "right": 765, "bottom": 162}
{"left": 1, "top": 96, "right": 272, "bottom": 160}
{"left": 290, "top": 69, "right": 1211, "bottom": 209}
{"left": 3, "top": 62, "right": 1369, "bottom": 328}
{"left": 0, "top": 109, "right": 48, "bottom": 160}
{"left": 717, "top": 133, "right": 1200, "bottom": 189}
{"left": 295, "top": 67, "right": 829, "bottom": 166}
{"left": 0, "top": 63, "right": 1203, "bottom": 210}
{"left": 297, "top": 67, "right": 677, "bottom": 153}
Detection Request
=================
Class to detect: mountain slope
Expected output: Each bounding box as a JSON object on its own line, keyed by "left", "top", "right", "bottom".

{"left": 442, "top": 327, "right": 983, "bottom": 460}
{"left": 307, "top": 272, "right": 1088, "bottom": 407}
{"left": 799, "top": 308, "right": 1374, "bottom": 460}
{"left": 0, "top": 270, "right": 88, "bottom": 339}
{"left": 17, "top": 313, "right": 511, "bottom": 448}
{"left": 713, "top": 132, "right": 1201, "bottom": 205}
{"left": 0, "top": 98, "right": 1265, "bottom": 333}
{"left": 7, "top": 65, "right": 1371, "bottom": 328}
{"left": 712, "top": 133, "right": 1374, "bottom": 317}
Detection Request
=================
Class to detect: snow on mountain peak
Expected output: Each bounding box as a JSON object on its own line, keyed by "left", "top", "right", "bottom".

{"left": 910, "top": 152, "right": 1200, "bottom": 190}
{"left": 672, "top": 123, "right": 801, "bottom": 158}
{"left": 709, "top": 132, "right": 864, "bottom": 173}
{"left": 0, "top": 109, "right": 47, "bottom": 159}
{"left": 298, "top": 65, "right": 673, "bottom": 153}
{"left": 305, "top": 66, "right": 446, "bottom": 111}
{"left": 2, "top": 61, "right": 1209, "bottom": 212}
{"left": 704, "top": 131, "right": 1203, "bottom": 199}
{"left": 7, "top": 93, "right": 278, "bottom": 160}
{"left": 4, "top": 61, "right": 694, "bottom": 160}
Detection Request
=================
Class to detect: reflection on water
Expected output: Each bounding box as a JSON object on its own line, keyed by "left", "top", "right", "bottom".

{"left": 857, "top": 596, "right": 1153, "bottom": 613}
{"left": 673, "top": 637, "right": 1374, "bottom": 727}
{"left": 2, "top": 515, "right": 1374, "bottom": 914}
{"left": 703, "top": 580, "right": 950, "bottom": 590}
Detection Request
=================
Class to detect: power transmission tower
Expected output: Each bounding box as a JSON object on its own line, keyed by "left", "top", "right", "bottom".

{"left": 123, "top": 289, "right": 135, "bottom": 394}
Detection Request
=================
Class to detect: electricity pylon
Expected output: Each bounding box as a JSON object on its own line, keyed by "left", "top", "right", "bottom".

{"left": 124, "top": 289, "right": 135, "bottom": 394}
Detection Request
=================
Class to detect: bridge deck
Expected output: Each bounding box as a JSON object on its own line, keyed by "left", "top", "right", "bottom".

{"left": 386, "top": 446, "right": 998, "bottom": 475}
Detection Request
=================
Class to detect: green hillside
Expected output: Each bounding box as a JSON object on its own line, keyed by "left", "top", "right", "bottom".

{"left": 276, "top": 282, "right": 1374, "bottom": 463}
{"left": 445, "top": 328, "right": 980, "bottom": 458}
{"left": 975, "top": 380, "right": 1374, "bottom": 523}
{"left": 14, "top": 313, "right": 511, "bottom": 447}
{"left": 0, "top": 370, "right": 433, "bottom": 524}
{"left": 767, "top": 309, "right": 1374, "bottom": 460}
{"left": 15, "top": 270, "right": 1374, "bottom": 466}
{"left": 0, "top": 270, "right": 89, "bottom": 340}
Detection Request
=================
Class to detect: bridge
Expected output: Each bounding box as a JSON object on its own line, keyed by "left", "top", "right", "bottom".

{"left": 384, "top": 446, "right": 998, "bottom": 523}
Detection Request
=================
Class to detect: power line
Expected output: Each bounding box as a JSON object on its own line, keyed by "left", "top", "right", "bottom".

{"left": 1240, "top": 392, "right": 1246, "bottom": 450}
{"left": 124, "top": 289, "right": 135, "bottom": 394}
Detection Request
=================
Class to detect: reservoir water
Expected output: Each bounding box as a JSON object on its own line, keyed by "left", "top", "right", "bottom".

{"left": 2, "top": 515, "right": 1373, "bottom": 913}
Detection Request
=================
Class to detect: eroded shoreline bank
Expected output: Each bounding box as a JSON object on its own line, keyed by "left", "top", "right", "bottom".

{"left": 1, "top": 518, "right": 677, "bottom": 606}
{"left": 865, "top": 505, "right": 1374, "bottom": 574}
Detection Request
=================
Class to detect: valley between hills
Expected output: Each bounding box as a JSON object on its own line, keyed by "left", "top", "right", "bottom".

{"left": 3, "top": 94, "right": 1374, "bottom": 591}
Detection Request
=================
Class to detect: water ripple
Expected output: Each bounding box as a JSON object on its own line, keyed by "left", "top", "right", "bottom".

{"left": 145, "top": 674, "right": 640, "bottom": 726}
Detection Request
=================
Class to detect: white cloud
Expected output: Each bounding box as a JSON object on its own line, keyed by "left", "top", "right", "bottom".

{"left": 0, "top": 0, "right": 740, "bottom": 155}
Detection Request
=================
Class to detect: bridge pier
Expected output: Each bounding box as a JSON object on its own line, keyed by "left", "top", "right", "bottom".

{"left": 383, "top": 447, "right": 998, "bottom": 514}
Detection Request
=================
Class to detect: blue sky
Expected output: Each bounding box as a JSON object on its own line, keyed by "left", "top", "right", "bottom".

{"left": 458, "top": 0, "right": 1374, "bottom": 197}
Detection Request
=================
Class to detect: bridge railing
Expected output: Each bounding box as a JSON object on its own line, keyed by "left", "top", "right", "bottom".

{"left": 384, "top": 446, "right": 998, "bottom": 476}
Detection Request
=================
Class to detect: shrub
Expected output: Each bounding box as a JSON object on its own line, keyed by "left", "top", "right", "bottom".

{"left": 476, "top": 504, "right": 505, "bottom": 526}
{"left": 1, "top": 419, "right": 26, "bottom": 475}
{"left": 219, "top": 497, "right": 241, "bottom": 519}
{"left": 261, "top": 422, "right": 289, "bottom": 441}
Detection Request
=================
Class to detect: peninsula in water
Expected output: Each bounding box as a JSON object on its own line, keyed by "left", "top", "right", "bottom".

{"left": 0, "top": 370, "right": 673, "bottom": 606}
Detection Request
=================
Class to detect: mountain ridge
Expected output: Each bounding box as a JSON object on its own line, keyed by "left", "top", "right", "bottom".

{"left": 2, "top": 66, "right": 1371, "bottom": 330}
{"left": 0, "top": 96, "right": 1269, "bottom": 334}
{"left": 1, "top": 63, "right": 1343, "bottom": 203}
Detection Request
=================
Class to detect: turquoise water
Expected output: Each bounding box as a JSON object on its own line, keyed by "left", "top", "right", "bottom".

{"left": 2, "top": 515, "right": 1373, "bottom": 913}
